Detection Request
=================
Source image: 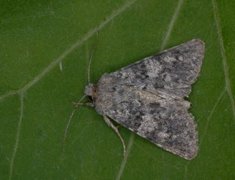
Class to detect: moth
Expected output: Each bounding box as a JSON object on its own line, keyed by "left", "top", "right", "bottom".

{"left": 83, "top": 39, "right": 205, "bottom": 160}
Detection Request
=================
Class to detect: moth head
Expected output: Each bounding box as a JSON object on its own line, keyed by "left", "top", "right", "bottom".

{"left": 84, "top": 83, "right": 96, "bottom": 99}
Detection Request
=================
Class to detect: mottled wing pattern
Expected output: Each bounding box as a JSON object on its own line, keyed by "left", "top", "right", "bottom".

{"left": 113, "top": 39, "right": 204, "bottom": 97}
{"left": 95, "top": 39, "right": 204, "bottom": 160}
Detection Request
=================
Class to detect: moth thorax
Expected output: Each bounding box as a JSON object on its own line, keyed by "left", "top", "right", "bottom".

{"left": 84, "top": 83, "right": 96, "bottom": 98}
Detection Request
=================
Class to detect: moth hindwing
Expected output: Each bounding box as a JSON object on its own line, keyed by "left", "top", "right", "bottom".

{"left": 85, "top": 39, "right": 205, "bottom": 160}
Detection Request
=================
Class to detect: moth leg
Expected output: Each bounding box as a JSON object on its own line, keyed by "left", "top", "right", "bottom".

{"left": 103, "top": 116, "right": 126, "bottom": 157}
{"left": 73, "top": 102, "right": 94, "bottom": 108}
{"left": 72, "top": 95, "right": 94, "bottom": 108}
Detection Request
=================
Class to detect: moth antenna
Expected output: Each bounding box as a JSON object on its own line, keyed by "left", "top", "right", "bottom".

{"left": 87, "top": 32, "right": 99, "bottom": 84}
{"left": 103, "top": 116, "right": 127, "bottom": 157}
{"left": 63, "top": 94, "right": 87, "bottom": 150}
{"left": 87, "top": 50, "right": 93, "bottom": 84}
{"left": 63, "top": 109, "right": 76, "bottom": 145}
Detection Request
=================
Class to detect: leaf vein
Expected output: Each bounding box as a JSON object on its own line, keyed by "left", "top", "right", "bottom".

{"left": 160, "top": 0, "right": 184, "bottom": 50}
{"left": 0, "top": 0, "right": 138, "bottom": 100}
{"left": 200, "top": 88, "right": 225, "bottom": 145}
{"left": 0, "top": 90, "right": 18, "bottom": 102}
{"left": 9, "top": 93, "right": 24, "bottom": 180}
{"left": 212, "top": 0, "right": 235, "bottom": 120}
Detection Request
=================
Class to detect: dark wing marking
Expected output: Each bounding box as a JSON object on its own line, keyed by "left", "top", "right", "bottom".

{"left": 94, "top": 39, "right": 204, "bottom": 159}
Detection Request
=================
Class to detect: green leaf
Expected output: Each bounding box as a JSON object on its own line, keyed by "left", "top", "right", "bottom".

{"left": 1, "top": 0, "right": 235, "bottom": 179}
